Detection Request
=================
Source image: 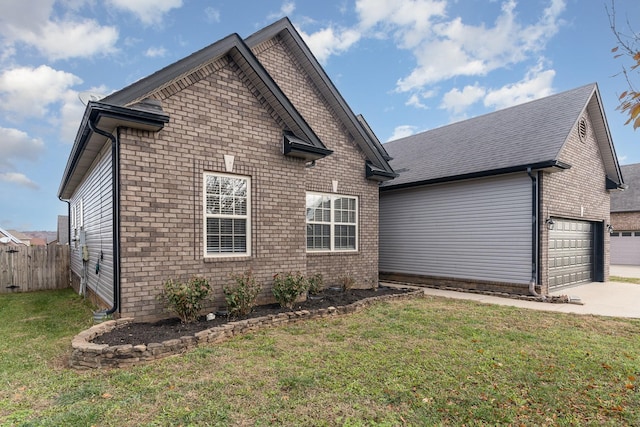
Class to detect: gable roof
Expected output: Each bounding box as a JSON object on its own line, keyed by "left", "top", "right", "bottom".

{"left": 381, "top": 83, "right": 623, "bottom": 190}
{"left": 0, "top": 226, "right": 25, "bottom": 245}
{"left": 245, "top": 18, "right": 396, "bottom": 181}
{"left": 611, "top": 163, "right": 640, "bottom": 212}
{"left": 100, "top": 33, "right": 331, "bottom": 159}
{"left": 60, "top": 26, "right": 351, "bottom": 200}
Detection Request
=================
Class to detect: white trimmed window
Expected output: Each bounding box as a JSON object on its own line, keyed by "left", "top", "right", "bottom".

{"left": 306, "top": 192, "right": 358, "bottom": 252}
{"left": 204, "top": 173, "right": 250, "bottom": 256}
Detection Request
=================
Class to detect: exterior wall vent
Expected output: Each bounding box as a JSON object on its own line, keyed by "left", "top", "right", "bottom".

{"left": 578, "top": 117, "right": 588, "bottom": 142}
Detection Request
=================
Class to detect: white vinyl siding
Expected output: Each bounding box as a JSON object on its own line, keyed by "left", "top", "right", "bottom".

{"left": 306, "top": 193, "right": 358, "bottom": 252}
{"left": 204, "top": 173, "right": 250, "bottom": 257}
{"left": 69, "top": 144, "right": 114, "bottom": 303}
{"left": 380, "top": 173, "right": 531, "bottom": 284}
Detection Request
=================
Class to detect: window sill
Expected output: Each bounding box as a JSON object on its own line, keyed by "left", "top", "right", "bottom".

{"left": 203, "top": 254, "right": 251, "bottom": 263}
{"left": 306, "top": 251, "right": 359, "bottom": 257}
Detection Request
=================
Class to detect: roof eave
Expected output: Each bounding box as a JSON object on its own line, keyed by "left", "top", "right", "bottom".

{"left": 381, "top": 160, "right": 571, "bottom": 191}
{"left": 58, "top": 101, "right": 169, "bottom": 200}
{"left": 366, "top": 162, "right": 398, "bottom": 181}
{"left": 283, "top": 131, "right": 333, "bottom": 161}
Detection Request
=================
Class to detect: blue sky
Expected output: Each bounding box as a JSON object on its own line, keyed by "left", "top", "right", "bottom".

{"left": 0, "top": 0, "right": 638, "bottom": 231}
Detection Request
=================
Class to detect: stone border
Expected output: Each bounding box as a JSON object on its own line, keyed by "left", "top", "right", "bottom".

{"left": 70, "top": 289, "right": 424, "bottom": 369}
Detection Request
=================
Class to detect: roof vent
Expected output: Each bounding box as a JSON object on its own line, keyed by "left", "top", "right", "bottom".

{"left": 578, "top": 117, "right": 588, "bottom": 142}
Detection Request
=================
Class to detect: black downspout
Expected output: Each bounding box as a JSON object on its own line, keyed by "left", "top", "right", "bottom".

{"left": 527, "top": 167, "right": 541, "bottom": 297}
{"left": 88, "top": 120, "right": 120, "bottom": 316}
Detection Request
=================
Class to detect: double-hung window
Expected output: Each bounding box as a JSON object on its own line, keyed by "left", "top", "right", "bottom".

{"left": 306, "top": 192, "right": 358, "bottom": 252}
{"left": 204, "top": 173, "right": 250, "bottom": 256}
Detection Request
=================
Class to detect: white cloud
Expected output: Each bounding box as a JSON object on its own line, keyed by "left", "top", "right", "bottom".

{"left": 0, "top": 65, "right": 82, "bottom": 119}
{"left": 0, "top": 172, "right": 39, "bottom": 190}
{"left": 440, "top": 84, "right": 487, "bottom": 114}
{"left": 356, "top": 0, "right": 447, "bottom": 48}
{"left": 391, "top": 0, "right": 566, "bottom": 92}
{"left": 268, "top": 1, "right": 296, "bottom": 20}
{"left": 0, "top": 2, "right": 119, "bottom": 61}
{"left": 299, "top": 26, "right": 361, "bottom": 64}
{"left": 388, "top": 125, "right": 419, "bottom": 141}
{"left": 145, "top": 47, "right": 167, "bottom": 58}
{"left": 405, "top": 89, "right": 436, "bottom": 109}
{"left": 107, "top": 0, "right": 183, "bottom": 26}
{"left": 483, "top": 66, "right": 555, "bottom": 110}
{"left": 19, "top": 20, "right": 118, "bottom": 61}
{"left": 0, "top": 127, "right": 45, "bottom": 170}
{"left": 205, "top": 7, "right": 221, "bottom": 23}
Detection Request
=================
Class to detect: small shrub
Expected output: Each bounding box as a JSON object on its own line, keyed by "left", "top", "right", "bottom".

{"left": 272, "top": 272, "right": 308, "bottom": 309}
{"left": 159, "top": 276, "right": 211, "bottom": 324}
{"left": 307, "top": 273, "right": 324, "bottom": 295}
{"left": 340, "top": 276, "right": 356, "bottom": 292}
{"left": 224, "top": 271, "right": 262, "bottom": 317}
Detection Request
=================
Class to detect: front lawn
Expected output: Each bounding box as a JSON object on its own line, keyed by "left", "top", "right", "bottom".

{"left": 1, "top": 288, "right": 639, "bottom": 426}
{"left": 610, "top": 276, "right": 640, "bottom": 284}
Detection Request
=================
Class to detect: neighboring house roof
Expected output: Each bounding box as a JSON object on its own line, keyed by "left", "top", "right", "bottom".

{"left": 30, "top": 237, "right": 47, "bottom": 246}
{"left": 8, "top": 230, "right": 31, "bottom": 242}
{"left": 381, "top": 83, "right": 622, "bottom": 190}
{"left": 611, "top": 163, "right": 640, "bottom": 212}
{"left": 0, "top": 227, "right": 26, "bottom": 245}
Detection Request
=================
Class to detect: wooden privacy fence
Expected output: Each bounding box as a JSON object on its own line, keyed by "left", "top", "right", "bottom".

{"left": 0, "top": 245, "right": 70, "bottom": 293}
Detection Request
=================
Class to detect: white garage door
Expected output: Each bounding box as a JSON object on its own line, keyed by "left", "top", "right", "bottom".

{"left": 611, "top": 231, "right": 640, "bottom": 265}
{"left": 548, "top": 219, "right": 593, "bottom": 289}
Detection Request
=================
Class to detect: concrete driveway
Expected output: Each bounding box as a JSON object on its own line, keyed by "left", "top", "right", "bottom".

{"left": 391, "top": 267, "right": 640, "bottom": 319}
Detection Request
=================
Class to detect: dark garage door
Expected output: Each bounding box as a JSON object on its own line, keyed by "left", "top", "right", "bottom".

{"left": 549, "top": 219, "right": 593, "bottom": 289}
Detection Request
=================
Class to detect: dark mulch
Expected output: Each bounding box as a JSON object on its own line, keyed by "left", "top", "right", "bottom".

{"left": 93, "top": 286, "right": 411, "bottom": 346}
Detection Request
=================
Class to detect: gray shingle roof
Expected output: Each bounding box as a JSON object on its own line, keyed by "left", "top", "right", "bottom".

{"left": 382, "top": 84, "right": 612, "bottom": 189}
{"left": 611, "top": 163, "right": 640, "bottom": 212}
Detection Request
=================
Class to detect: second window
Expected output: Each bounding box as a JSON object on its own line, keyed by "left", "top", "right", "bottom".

{"left": 306, "top": 192, "right": 358, "bottom": 252}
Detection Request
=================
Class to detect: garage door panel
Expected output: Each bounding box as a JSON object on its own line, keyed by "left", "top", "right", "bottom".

{"left": 549, "top": 218, "right": 593, "bottom": 289}
{"left": 610, "top": 232, "right": 640, "bottom": 265}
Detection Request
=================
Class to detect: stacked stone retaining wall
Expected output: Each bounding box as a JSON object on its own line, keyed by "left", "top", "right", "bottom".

{"left": 70, "top": 290, "right": 423, "bottom": 369}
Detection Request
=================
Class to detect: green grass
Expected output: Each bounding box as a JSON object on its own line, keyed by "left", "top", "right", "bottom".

{"left": 2, "top": 288, "right": 640, "bottom": 426}
{"left": 610, "top": 276, "right": 640, "bottom": 284}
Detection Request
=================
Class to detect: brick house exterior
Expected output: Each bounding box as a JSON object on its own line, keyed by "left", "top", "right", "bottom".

{"left": 380, "top": 84, "right": 624, "bottom": 295}
{"left": 58, "top": 19, "right": 395, "bottom": 321}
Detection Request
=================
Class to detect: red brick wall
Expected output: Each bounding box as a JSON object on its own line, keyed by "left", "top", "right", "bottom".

{"left": 539, "top": 110, "right": 611, "bottom": 293}
{"left": 117, "top": 41, "right": 379, "bottom": 321}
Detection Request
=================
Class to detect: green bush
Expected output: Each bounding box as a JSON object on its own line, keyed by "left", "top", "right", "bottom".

{"left": 307, "top": 273, "right": 323, "bottom": 295}
{"left": 272, "top": 272, "right": 308, "bottom": 309}
{"left": 224, "top": 271, "right": 262, "bottom": 317}
{"left": 159, "top": 276, "right": 211, "bottom": 324}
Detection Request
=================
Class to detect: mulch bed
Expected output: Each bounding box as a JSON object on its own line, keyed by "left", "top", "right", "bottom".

{"left": 93, "top": 286, "right": 411, "bottom": 346}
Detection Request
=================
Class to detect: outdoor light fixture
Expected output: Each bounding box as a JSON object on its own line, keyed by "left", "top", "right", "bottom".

{"left": 606, "top": 223, "right": 614, "bottom": 233}
{"left": 545, "top": 218, "right": 555, "bottom": 230}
